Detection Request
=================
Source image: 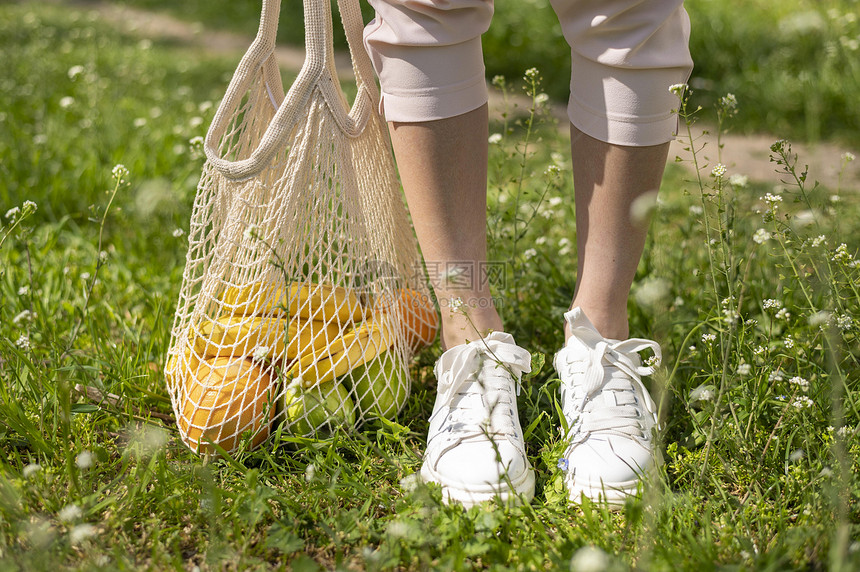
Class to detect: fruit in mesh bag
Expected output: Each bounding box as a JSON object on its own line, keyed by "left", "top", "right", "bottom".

{"left": 172, "top": 354, "right": 275, "bottom": 454}
{"left": 192, "top": 315, "right": 340, "bottom": 360}
{"left": 287, "top": 316, "right": 395, "bottom": 388}
{"left": 282, "top": 380, "right": 356, "bottom": 435}
{"left": 382, "top": 289, "right": 438, "bottom": 351}
{"left": 220, "top": 281, "right": 365, "bottom": 325}
{"left": 349, "top": 350, "right": 410, "bottom": 420}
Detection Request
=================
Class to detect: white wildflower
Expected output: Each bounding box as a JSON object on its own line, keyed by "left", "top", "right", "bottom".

{"left": 719, "top": 93, "right": 738, "bottom": 110}
{"left": 535, "top": 93, "right": 549, "bottom": 105}
{"left": 305, "top": 463, "right": 316, "bottom": 483}
{"left": 59, "top": 96, "right": 75, "bottom": 108}
{"left": 535, "top": 236, "right": 547, "bottom": 246}
{"left": 668, "top": 83, "right": 688, "bottom": 97}
{"left": 126, "top": 425, "right": 169, "bottom": 458}
{"left": 830, "top": 195, "right": 841, "bottom": 203}
{"left": 58, "top": 504, "right": 82, "bottom": 522}
{"left": 789, "top": 376, "right": 809, "bottom": 391}
{"left": 189, "top": 116, "right": 204, "bottom": 128}
{"left": 832, "top": 243, "right": 855, "bottom": 264}
{"left": 754, "top": 345, "right": 767, "bottom": 355}
{"left": 689, "top": 204, "right": 703, "bottom": 215}
{"left": 837, "top": 426, "right": 851, "bottom": 438}
{"left": 645, "top": 354, "right": 661, "bottom": 368}
{"left": 809, "top": 310, "right": 832, "bottom": 326}
{"left": 23, "top": 463, "right": 42, "bottom": 478}
{"left": 634, "top": 277, "right": 671, "bottom": 308}
{"left": 753, "top": 228, "right": 771, "bottom": 244}
{"left": 544, "top": 164, "right": 561, "bottom": 177}
{"left": 570, "top": 545, "right": 611, "bottom": 572}
{"left": 836, "top": 314, "right": 854, "bottom": 331}
{"left": 792, "top": 396, "right": 814, "bottom": 409}
{"left": 842, "top": 152, "right": 856, "bottom": 162}
{"left": 630, "top": 190, "right": 659, "bottom": 225}
{"left": 5, "top": 206, "right": 20, "bottom": 220}
{"left": 548, "top": 196, "right": 563, "bottom": 207}
{"left": 69, "top": 523, "right": 97, "bottom": 544}
{"left": 810, "top": 235, "right": 827, "bottom": 247}
{"left": 133, "top": 117, "right": 147, "bottom": 128}
{"left": 736, "top": 363, "right": 751, "bottom": 376}
{"left": 80, "top": 272, "right": 91, "bottom": 281}
{"left": 776, "top": 307, "right": 791, "bottom": 321}
{"left": 75, "top": 450, "right": 94, "bottom": 469}
{"left": 399, "top": 473, "right": 420, "bottom": 493}
{"left": 172, "top": 228, "right": 184, "bottom": 238}
{"left": 449, "top": 297, "right": 464, "bottom": 311}
{"left": 728, "top": 173, "right": 748, "bottom": 188}
{"left": 386, "top": 520, "right": 411, "bottom": 539}
{"left": 243, "top": 224, "right": 258, "bottom": 241}
{"left": 523, "top": 248, "right": 537, "bottom": 260}
{"left": 111, "top": 164, "right": 129, "bottom": 183}
{"left": 783, "top": 334, "right": 794, "bottom": 348}
{"left": 763, "top": 299, "right": 782, "bottom": 310}
{"left": 701, "top": 333, "right": 716, "bottom": 344}
{"left": 488, "top": 133, "right": 502, "bottom": 144}
{"left": 789, "top": 448, "right": 805, "bottom": 462}
{"left": 16, "top": 335, "right": 30, "bottom": 350}
{"left": 762, "top": 192, "right": 783, "bottom": 206}
{"left": 768, "top": 371, "right": 784, "bottom": 383}
{"left": 67, "top": 65, "right": 85, "bottom": 79}
{"left": 711, "top": 163, "right": 727, "bottom": 178}
{"left": 252, "top": 345, "right": 270, "bottom": 361}
{"left": 17, "top": 285, "right": 29, "bottom": 296}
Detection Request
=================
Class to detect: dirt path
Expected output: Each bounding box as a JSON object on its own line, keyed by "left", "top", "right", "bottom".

{"left": 63, "top": 0, "right": 860, "bottom": 191}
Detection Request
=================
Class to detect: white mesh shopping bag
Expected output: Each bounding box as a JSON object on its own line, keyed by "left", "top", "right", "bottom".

{"left": 164, "top": 0, "right": 437, "bottom": 454}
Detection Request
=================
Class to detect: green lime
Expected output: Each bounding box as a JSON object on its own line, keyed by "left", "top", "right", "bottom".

{"left": 283, "top": 381, "right": 355, "bottom": 435}
{"left": 350, "top": 350, "right": 410, "bottom": 420}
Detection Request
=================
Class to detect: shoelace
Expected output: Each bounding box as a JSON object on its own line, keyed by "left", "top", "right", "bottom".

{"left": 431, "top": 336, "right": 531, "bottom": 443}
{"left": 559, "top": 337, "right": 661, "bottom": 442}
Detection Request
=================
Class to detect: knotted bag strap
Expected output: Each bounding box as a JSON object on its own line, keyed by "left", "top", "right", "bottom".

{"left": 204, "top": 0, "right": 379, "bottom": 181}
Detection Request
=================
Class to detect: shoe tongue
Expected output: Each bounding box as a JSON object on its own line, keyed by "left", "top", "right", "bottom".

{"left": 563, "top": 307, "right": 606, "bottom": 349}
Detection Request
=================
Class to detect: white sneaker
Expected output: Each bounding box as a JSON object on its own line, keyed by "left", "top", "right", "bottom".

{"left": 554, "top": 308, "right": 662, "bottom": 506}
{"left": 420, "top": 331, "right": 535, "bottom": 507}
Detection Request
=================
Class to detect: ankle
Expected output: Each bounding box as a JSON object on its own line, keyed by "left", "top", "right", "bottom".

{"left": 439, "top": 300, "right": 503, "bottom": 349}
{"left": 565, "top": 303, "right": 629, "bottom": 341}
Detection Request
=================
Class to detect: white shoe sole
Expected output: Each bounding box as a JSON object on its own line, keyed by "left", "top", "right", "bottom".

{"left": 420, "top": 463, "right": 536, "bottom": 509}
{"left": 564, "top": 476, "right": 640, "bottom": 508}
{"left": 564, "top": 463, "right": 661, "bottom": 509}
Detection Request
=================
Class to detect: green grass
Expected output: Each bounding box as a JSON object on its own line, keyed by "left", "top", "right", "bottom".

{"left": 2, "top": 2, "right": 860, "bottom": 571}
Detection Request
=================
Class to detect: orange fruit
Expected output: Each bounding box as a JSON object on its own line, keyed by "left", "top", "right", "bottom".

{"left": 394, "top": 289, "right": 438, "bottom": 351}
{"left": 173, "top": 354, "right": 274, "bottom": 454}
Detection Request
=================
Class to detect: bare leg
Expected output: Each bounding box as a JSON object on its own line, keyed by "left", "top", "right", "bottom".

{"left": 389, "top": 104, "right": 501, "bottom": 349}
{"left": 567, "top": 124, "right": 670, "bottom": 341}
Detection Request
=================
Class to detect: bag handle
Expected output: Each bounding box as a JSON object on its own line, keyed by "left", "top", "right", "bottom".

{"left": 204, "top": 0, "right": 380, "bottom": 181}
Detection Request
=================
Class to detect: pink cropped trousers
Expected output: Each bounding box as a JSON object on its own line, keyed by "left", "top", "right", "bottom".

{"left": 363, "top": 0, "right": 693, "bottom": 146}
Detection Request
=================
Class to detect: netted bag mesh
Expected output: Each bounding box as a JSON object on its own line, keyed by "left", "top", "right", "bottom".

{"left": 164, "top": 0, "right": 436, "bottom": 454}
